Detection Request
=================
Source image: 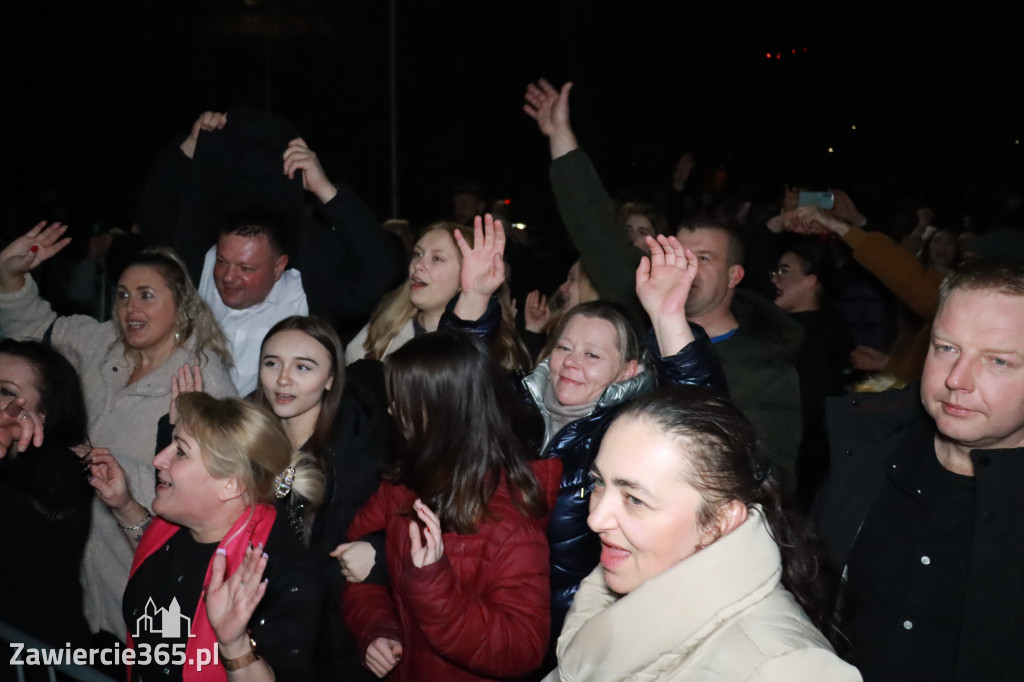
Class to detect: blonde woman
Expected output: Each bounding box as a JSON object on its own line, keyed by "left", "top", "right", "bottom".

{"left": 87, "top": 393, "right": 324, "bottom": 681}
{"left": 345, "top": 215, "right": 530, "bottom": 371}
{"left": 0, "top": 221, "right": 236, "bottom": 640}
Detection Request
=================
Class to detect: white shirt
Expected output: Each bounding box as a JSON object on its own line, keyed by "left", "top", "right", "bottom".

{"left": 198, "top": 246, "right": 309, "bottom": 395}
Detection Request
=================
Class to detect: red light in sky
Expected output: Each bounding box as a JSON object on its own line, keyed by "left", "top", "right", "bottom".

{"left": 776, "top": 53, "right": 781, "bottom": 59}
{"left": 792, "top": 49, "right": 796, "bottom": 54}
{"left": 504, "top": 198, "right": 511, "bottom": 205}
{"left": 766, "top": 52, "right": 772, "bottom": 58}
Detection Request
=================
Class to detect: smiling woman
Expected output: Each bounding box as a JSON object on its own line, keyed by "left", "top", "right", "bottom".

{"left": 545, "top": 387, "right": 860, "bottom": 682}
{"left": 0, "top": 222, "right": 237, "bottom": 641}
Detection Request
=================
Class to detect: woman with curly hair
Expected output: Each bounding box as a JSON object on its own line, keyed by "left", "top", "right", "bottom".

{"left": 0, "top": 221, "right": 236, "bottom": 641}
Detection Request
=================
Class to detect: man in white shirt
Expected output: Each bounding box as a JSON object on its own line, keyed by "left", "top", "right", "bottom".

{"left": 198, "top": 213, "right": 308, "bottom": 395}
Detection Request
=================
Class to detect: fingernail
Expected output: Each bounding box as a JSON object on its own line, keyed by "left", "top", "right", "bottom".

{"left": 216, "top": 548, "right": 226, "bottom": 555}
{"left": 262, "top": 552, "right": 268, "bottom": 560}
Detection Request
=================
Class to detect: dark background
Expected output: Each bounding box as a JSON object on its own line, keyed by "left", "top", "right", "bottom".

{"left": 1, "top": 0, "right": 1020, "bottom": 246}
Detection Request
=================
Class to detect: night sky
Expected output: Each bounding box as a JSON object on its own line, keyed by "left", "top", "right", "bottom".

{"left": 1, "top": 0, "right": 1020, "bottom": 244}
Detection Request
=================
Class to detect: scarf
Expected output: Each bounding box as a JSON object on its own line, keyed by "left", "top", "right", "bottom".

{"left": 126, "top": 504, "right": 277, "bottom": 682}
{"left": 543, "top": 381, "right": 598, "bottom": 445}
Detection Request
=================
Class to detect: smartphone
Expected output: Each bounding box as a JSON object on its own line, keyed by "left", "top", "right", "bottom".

{"left": 798, "top": 191, "right": 835, "bottom": 210}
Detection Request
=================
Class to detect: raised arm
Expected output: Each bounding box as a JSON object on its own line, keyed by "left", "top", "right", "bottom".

{"left": 635, "top": 234, "right": 698, "bottom": 357}
{"left": 523, "top": 78, "right": 578, "bottom": 160}
{"left": 0, "top": 221, "right": 72, "bottom": 293}
{"left": 285, "top": 137, "right": 405, "bottom": 329}
{"left": 524, "top": 79, "right": 642, "bottom": 312}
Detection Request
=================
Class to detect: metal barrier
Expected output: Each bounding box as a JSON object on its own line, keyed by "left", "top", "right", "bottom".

{"left": 0, "top": 622, "right": 118, "bottom": 682}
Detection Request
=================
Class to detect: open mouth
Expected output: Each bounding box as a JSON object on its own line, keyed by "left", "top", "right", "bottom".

{"left": 274, "top": 392, "right": 295, "bottom": 404}
{"left": 155, "top": 473, "right": 173, "bottom": 490}
{"left": 600, "top": 540, "right": 631, "bottom": 569}
{"left": 125, "top": 320, "right": 146, "bottom": 329}
{"left": 410, "top": 277, "right": 426, "bottom": 290}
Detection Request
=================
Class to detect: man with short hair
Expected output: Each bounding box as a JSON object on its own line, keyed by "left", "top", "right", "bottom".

{"left": 197, "top": 213, "right": 308, "bottom": 394}
{"left": 815, "top": 258, "right": 1024, "bottom": 681}
{"left": 675, "top": 220, "right": 803, "bottom": 484}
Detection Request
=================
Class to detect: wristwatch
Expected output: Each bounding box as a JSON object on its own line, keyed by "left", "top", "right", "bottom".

{"left": 220, "top": 630, "right": 262, "bottom": 672}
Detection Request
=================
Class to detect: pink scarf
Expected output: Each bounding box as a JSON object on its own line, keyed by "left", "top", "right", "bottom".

{"left": 125, "top": 505, "right": 277, "bottom": 682}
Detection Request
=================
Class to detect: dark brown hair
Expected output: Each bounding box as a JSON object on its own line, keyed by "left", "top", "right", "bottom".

{"left": 384, "top": 329, "right": 545, "bottom": 534}
{"left": 615, "top": 386, "right": 836, "bottom": 635}
{"left": 253, "top": 316, "right": 344, "bottom": 461}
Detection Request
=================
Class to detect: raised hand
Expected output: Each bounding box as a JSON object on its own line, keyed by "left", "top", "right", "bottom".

{"left": 0, "top": 221, "right": 73, "bottom": 292}
{"left": 454, "top": 214, "right": 506, "bottom": 300}
{"left": 180, "top": 111, "right": 227, "bottom": 159}
{"left": 365, "top": 637, "right": 403, "bottom": 679}
{"left": 636, "top": 234, "right": 699, "bottom": 357}
{"left": 524, "top": 290, "right": 551, "bottom": 333}
{"left": 0, "top": 398, "right": 44, "bottom": 458}
{"left": 207, "top": 543, "right": 269, "bottom": 656}
{"left": 283, "top": 137, "right": 338, "bottom": 203}
{"left": 523, "top": 78, "right": 578, "bottom": 158}
{"left": 409, "top": 498, "right": 444, "bottom": 568}
{"left": 329, "top": 541, "right": 376, "bottom": 583}
{"left": 169, "top": 364, "right": 205, "bottom": 425}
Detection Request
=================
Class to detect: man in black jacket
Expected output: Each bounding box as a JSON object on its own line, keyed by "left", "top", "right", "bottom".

{"left": 815, "top": 258, "right": 1024, "bottom": 682}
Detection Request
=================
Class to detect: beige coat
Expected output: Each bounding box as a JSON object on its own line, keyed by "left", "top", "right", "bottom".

{"left": 0, "top": 275, "right": 236, "bottom": 638}
{"left": 546, "top": 508, "right": 862, "bottom": 682}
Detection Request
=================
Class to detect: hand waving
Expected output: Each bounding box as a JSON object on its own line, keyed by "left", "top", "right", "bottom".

{"left": 206, "top": 543, "right": 269, "bottom": 653}
{"left": 524, "top": 290, "right": 551, "bottom": 333}
{"left": 0, "top": 221, "right": 72, "bottom": 292}
{"left": 454, "top": 214, "right": 506, "bottom": 299}
{"left": 636, "top": 234, "right": 699, "bottom": 357}
{"left": 169, "top": 364, "right": 204, "bottom": 425}
{"left": 523, "top": 78, "right": 578, "bottom": 158}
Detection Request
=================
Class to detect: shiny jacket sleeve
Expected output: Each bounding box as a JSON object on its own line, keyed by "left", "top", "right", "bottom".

{"left": 439, "top": 293, "right": 501, "bottom": 342}
{"left": 647, "top": 322, "right": 729, "bottom": 395}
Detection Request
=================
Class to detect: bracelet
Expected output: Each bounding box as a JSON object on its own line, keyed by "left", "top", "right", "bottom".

{"left": 118, "top": 511, "right": 152, "bottom": 532}
{"left": 220, "top": 630, "right": 261, "bottom": 672}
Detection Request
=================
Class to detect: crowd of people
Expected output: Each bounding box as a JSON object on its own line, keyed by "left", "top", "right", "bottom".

{"left": 2, "top": 77, "right": 1023, "bottom": 682}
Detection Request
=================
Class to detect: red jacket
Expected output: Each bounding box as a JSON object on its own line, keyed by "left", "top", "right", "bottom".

{"left": 342, "top": 460, "right": 561, "bottom": 681}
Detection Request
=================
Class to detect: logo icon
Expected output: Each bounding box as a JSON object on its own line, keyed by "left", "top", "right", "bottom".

{"left": 133, "top": 598, "right": 196, "bottom": 639}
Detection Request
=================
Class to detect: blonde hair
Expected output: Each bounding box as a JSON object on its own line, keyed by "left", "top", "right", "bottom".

{"left": 115, "top": 248, "right": 233, "bottom": 370}
{"left": 176, "top": 393, "right": 324, "bottom": 507}
{"left": 362, "top": 222, "right": 531, "bottom": 371}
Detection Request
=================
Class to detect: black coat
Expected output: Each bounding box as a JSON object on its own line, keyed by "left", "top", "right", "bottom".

{"left": 815, "top": 386, "right": 1024, "bottom": 681}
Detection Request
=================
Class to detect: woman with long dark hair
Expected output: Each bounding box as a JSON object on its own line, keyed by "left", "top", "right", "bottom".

{"left": 546, "top": 386, "right": 860, "bottom": 681}
{"left": 342, "top": 329, "right": 560, "bottom": 680}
